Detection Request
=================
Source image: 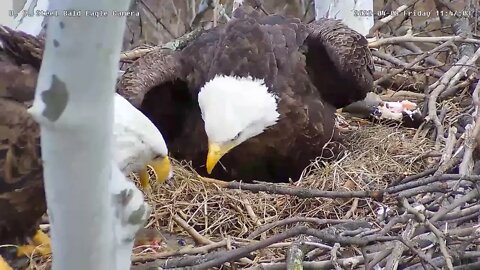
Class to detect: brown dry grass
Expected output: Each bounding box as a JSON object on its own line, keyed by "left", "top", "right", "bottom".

{"left": 139, "top": 116, "right": 435, "bottom": 247}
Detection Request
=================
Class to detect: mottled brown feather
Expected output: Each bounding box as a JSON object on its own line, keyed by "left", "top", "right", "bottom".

{"left": 0, "top": 26, "right": 45, "bottom": 244}
{"left": 305, "top": 18, "right": 374, "bottom": 108}
{"left": 117, "top": 8, "right": 373, "bottom": 182}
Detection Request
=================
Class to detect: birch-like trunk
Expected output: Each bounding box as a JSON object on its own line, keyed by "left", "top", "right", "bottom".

{"left": 28, "top": 0, "right": 148, "bottom": 269}
{"left": 314, "top": 0, "right": 374, "bottom": 36}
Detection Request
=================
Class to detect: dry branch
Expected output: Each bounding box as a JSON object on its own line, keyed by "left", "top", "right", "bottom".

{"left": 369, "top": 35, "right": 480, "bottom": 48}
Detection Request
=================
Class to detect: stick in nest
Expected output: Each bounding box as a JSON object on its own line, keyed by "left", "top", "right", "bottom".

{"left": 199, "top": 177, "right": 384, "bottom": 200}
{"left": 369, "top": 35, "right": 480, "bottom": 48}
{"left": 247, "top": 217, "right": 354, "bottom": 240}
{"left": 188, "top": 226, "right": 398, "bottom": 269}
{"left": 374, "top": 40, "right": 454, "bottom": 86}
{"left": 402, "top": 199, "right": 454, "bottom": 270}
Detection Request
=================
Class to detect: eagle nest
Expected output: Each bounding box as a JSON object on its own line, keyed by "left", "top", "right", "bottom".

{"left": 145, "top": 123, "right": 432, "bottom": 228}
{"left": 122, "top": 117, "right": 436, "bottom": 267}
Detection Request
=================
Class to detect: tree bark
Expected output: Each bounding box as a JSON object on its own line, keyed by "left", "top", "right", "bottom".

{"left": 28, "top": 0, "right": 149, "bottom": 269}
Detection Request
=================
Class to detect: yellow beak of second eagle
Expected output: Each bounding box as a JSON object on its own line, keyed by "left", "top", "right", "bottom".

{"left": 136, "top": 141, "right": 235, "bottom": 189}
{"left": 139, "top": 156, "right": 172, "bottom": 191}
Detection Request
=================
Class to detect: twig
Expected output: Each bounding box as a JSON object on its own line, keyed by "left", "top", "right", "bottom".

{"left": 241, "top": 194, "right": 262, "bottom": 227}
{"left": 287, "top": 240, "right": 305, "bottom": 270}
{"left": 402, "top": 199, "right": 454, "bottom": 270}
{"left": 189, "top": 226, "right": 397, "bottom": 269}
{"left": 402, "top": 251, "right": 480, "bottom": 270}
{"left": 172, "top": 214, "right": 213, "bottom": 245}
{"left": 369, "top": 35, "right": 480, "bottom": 48}
{"left": 398, "top": 238, "right": 441, "bottom": 270}
{"left": 374, "top": 40, "right": 454, "bottom": 86}
{"left": 131, "top": 239, "right": 227, "bottom": 263}
{"left": 200, "top": 177, "right": 384, "bottom": 200}
{"left": 344, "top": 198, "right": 359, "bottom": 219}
{"left": 246, "top": 251, "right": 384, "bottom": 270}
{"left": 386, "top": 174, "right": 480, "bottom": 194}
{"left": 330, "top": 243, "right": 342, "bottom": 270}
{"left": 425, "top": 204, "right": 480, "bottom": 221}
{"left": 435, "top": 147, "right": 464, "bottom": 175}
{"left": 459, "top": 82, "right": 480, "bottom": 174}
{"left": 430, "top": 189, "right": 480, "bottom": 222}
{"left": 385, "top": 221, "right": 415, "bottom": 270}
{"left": 396, "top": 182, "right": 448, "bottom": 198}
{"left": 442, "top": 126, "right": 458, "bottom": 163}
{"left": 428, "top": 55, "right": 470, "bottom": 149}
{"left": 446, "top": 47, "right": 480, "bottom": 91}
{"left": 380, "top": 90, "right": 426, "bottom": 102}
{"left": 366, "top": 248, "right": 392, "bottom": 269}
{"left": 247, "top": 217, "right": 354, "bottom": 240}
{"left": 397, "top": 167, "right": 437, "bottom": 185}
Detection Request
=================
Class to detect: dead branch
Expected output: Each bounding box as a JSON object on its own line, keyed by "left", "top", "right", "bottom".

{"left": 172, "top": 214, "right": 214, "bottom": 245}
{"left": 369, "top": 35, "right": 480, "bottom": 48}
{"left": 200, "top": 177, "right": 384, "bottom": 200}
{"left": 402, "top": 199, "right": 454, "bottom": 270}
{"left": 247, "top": 217, "right": 353, "bottom": 240}
{"left": 428, "top": 55, "right": 470, "bottom": 149}
{"left": 187, "top": 226, "right": 398, "bottom": 270}
{"left": 459, "top": 82, "right": 480, "bottom": 174}
{"left": 374, "top": 40, "right": 454, "bottom": 86}
{"left": 286, "top": 240, "right": 306, "bottom": 270}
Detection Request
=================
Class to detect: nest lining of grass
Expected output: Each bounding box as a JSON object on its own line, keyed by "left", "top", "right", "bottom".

{"left": 130, "top": 117, "right": 436, "bottom": 260}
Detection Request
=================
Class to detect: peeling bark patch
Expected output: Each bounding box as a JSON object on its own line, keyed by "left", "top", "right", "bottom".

{"left": 41, "top": 75, "right": 68, "bottom": 121}
{"left": 59, "top": 21, "right": 65, "bottom": 29}
{"left": 128, "top": 204, "right": 146, "bottom": 225}
{"left": 53, "top": 39, "right": 59, "bottom": 47}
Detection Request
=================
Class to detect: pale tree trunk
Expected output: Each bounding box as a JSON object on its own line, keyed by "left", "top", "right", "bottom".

{"left": 28, "top": 0, "right": 149, "bottom": 269}
{"left": 314, "top": 0, "right": 374, "bottom": 36}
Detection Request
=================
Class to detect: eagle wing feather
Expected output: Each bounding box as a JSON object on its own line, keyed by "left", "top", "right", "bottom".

{"left": 0, "top": 28, "right": 45, "bottom": 242}
{"left": 117, "top": 48, "right": 185, "bottom": 108}
{"left": 305, "top": 18, "right": 374, "bottom": 108}
{"left": 0, "top": 25, "right": 44, "bottom": 69}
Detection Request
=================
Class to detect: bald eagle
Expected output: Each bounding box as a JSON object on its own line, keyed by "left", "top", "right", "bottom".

{"left": 117, "top": 7, "right": 374, "bottom": 182}
{"left": 0, "top": 25, "right": 172, "bottom": 263}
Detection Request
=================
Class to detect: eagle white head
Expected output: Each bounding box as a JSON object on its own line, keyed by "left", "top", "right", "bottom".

{"left": 197, "top": 75, "right": 280, "bottom": 174}
{"left": 113, "top": 94, "right": 173, "bottom": 189}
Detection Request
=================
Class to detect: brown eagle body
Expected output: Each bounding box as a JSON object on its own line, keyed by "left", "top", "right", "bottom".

{"left": 118, "top": 8, "right": 374, "bottom": 182}
{"left": 0, "top": 26, "right": 45, "bottom": 245}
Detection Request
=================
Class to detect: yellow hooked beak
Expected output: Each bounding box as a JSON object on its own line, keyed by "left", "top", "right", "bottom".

{"left": 139, "top": 156, "right": 172, "bottom": 191}
{"left": 206, "top": 142, "right": 235, "bottom": 174}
